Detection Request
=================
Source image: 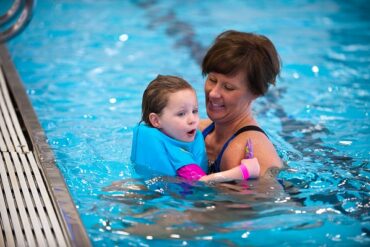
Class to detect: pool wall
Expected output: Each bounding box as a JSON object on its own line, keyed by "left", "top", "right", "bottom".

{"left": 0, "top": 44, "right": 91, "bottom": 247}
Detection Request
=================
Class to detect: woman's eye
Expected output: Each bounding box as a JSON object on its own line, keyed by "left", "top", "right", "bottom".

{"left": 208, "top": 77, "right": 217, "bottom": 83}
{"left": 224, "top": 85, "right": 234, "bottom": 90}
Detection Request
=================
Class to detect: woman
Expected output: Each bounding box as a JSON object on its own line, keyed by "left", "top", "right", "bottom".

{"left": 199, "top": 30, "right": 283, "bottom": 176}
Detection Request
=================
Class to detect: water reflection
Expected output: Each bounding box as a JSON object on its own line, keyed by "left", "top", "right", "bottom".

{"left": 98, "top": 173, "right": 301, "bottom": 241}
{"left": 95, "top": 165, "right": 368, "bottom": 245}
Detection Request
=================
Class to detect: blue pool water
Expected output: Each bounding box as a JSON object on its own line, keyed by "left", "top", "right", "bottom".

{"left": 5, "top": 0, "right": 370, "bottom": 246}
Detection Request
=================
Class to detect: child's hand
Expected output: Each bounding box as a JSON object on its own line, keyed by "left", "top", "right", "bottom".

{"left": 240, "top": 158, "right": 260, "bottom": 178}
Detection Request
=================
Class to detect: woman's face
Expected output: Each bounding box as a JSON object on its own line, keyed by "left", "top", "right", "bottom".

{"left": 204, "top": 71, "right": 255, "bottom": 123}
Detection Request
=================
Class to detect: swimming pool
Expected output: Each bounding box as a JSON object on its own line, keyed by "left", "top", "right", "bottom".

{"left": 7, "top": 0, "right": 369, "bottom": 245}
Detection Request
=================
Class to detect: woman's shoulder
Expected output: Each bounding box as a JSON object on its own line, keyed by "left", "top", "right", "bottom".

{"left": 199, "top": 119, "right": 212, "bottom": 131}
{"left": 223, "top": 129, "right": 282, "bottom": 173}
{"left": 231, "top": 129, "right": 276, "bottom": 155}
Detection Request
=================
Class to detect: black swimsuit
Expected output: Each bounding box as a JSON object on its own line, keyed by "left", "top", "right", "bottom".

{"left": 202, "top": 122, "right": 268, "bottom": 173}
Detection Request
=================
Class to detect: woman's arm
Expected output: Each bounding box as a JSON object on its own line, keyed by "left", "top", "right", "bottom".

{"left": 221, "top": 132, "right": 282, "bottom": 176}
{"left": 251, "top": 135, "right": 282, "bottom": 175}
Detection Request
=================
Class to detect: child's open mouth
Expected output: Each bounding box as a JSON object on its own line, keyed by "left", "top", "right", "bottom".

{"left": 187, "top": 129, "right": 196, "bottom": 135}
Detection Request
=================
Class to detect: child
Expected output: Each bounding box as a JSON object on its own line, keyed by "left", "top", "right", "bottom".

{"left": 130, "top": 75, "right": 260, "bottom": 182}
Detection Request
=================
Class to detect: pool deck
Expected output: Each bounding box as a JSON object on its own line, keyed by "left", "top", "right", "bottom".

{"left": 0, "top": 45, "right": 91, "bottom": 246}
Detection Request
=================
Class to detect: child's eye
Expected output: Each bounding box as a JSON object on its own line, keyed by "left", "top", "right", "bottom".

{"left": 193, "top": 109, "right": 199, "bottom": 114}
{"left": 177, "top": 112, "right": 185, "bottom": 117}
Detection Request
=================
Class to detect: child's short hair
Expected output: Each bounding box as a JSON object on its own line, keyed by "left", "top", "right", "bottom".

{"left": 141, "top": 75, "right": 194, "bottom": 127}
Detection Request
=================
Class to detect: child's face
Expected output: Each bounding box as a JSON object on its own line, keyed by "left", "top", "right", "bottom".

{"left": 154, "top": 89, "right": 199, "bottom": 142}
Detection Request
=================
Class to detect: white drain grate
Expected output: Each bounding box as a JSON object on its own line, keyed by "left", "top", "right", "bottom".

{"left": 0, "top": 67, "right": 69, "bottom": 247}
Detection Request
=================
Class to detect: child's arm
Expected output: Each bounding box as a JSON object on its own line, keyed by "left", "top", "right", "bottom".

{"left": 177, "top": 164, "right": 207, "bottom": 181}
{"left": 199, "top": 158, "right": 260, "bottom": 182}
{"left": 177, "top": 139, "right": 260, "bottom": 182}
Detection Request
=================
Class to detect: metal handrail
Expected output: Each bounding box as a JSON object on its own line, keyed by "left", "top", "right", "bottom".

{"left": 0, "top": 0, "right": 35, "bottom": 43}
{"left": 0, "top": 0, "right": 22, "bottom": 25}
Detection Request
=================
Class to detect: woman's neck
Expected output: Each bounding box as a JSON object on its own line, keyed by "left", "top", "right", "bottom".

{"left": 210, "top": 102, "right": 258, "bottom": 142}
{"left": 213, "top": 111, "right": 257, "bottom": 140}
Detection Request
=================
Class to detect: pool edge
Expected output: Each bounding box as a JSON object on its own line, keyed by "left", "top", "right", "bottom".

{"left": 0, "top": 44, "right": 91, "bottom": 247}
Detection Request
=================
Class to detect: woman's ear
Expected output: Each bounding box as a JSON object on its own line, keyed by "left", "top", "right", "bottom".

{"left": 149, "top": 113, "right": 161, "bottom": 128}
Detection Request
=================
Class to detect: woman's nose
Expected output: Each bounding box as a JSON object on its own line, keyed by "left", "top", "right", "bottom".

{"left": 208, "top": 84, "right": 221, "bottom": 98}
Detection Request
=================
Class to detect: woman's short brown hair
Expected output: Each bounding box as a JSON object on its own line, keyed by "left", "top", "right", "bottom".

{"left": 141, "top": 75, "right": 194, "bottom": 127}
{"left": 202, "top": 30, "right": 281, "bottom": 96}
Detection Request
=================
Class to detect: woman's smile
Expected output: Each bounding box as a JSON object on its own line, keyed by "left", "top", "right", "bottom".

{"left": 207, "top": 100, "right": 225, "bottom": 113}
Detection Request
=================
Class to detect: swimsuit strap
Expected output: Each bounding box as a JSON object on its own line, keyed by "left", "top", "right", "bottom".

{"left": 203, "top": 122, "right": 268, "bottom": 172}
{"left": 202, "top": 122, "right": 215, "bottom": 138}
{"left": 234, "top": 125, "right": 267, "bottom": 137}
{"left": 202, "top": 123, "right": 267, "bottom": 138}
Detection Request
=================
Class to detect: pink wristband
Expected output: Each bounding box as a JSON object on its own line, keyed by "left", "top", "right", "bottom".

{"left": 239, "top": 163, "right": 250, "bottom": 180}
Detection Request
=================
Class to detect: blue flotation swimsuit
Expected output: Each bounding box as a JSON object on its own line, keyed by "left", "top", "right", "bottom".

{"left": 131, "top": 123, "right": 208, "bottom": 176}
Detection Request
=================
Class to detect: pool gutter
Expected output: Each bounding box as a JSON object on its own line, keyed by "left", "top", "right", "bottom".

{"left": 0, "top": 44, "right": 91, "bottom": 247}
